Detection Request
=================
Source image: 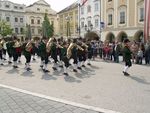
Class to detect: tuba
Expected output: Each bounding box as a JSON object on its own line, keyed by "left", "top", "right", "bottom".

{"left": 25, "top": 41, "right": 33, "bottom": 52}
{"left": 13, "top": 41, "right": 21, "bottom": 48}
{"left": 46, "top": 38, "right": 53, "bottom": 53}
{"left": 67, "top": 43, "right": 75, "bottom": 59}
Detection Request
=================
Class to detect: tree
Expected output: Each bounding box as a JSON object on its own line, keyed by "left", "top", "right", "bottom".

{"left": 0, "top": 20, "right": 13, "bottom": 37}
{"left": 42, "top": 13, "right": 54, "bottom": 38}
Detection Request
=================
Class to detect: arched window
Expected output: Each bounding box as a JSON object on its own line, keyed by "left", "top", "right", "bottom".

{"left": 118, "top": 5, "right": 127, "bottom": 25}
{"left": 137, "top": 0, "right": 144, "bottom": 23}
{"left": 107, "top": 8, "right": 114, "bottom": 26}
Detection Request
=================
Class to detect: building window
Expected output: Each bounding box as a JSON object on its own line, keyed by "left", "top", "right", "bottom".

{"left": 37, "top": 8, "right": 40, "bottom": 11}
{"left": 15, "top": 28, "right": 18, "bottom": 34}
{"left": 38, "top": 29, "right": 41, "bottom": 34}
{"left": 31, "top": 19, "right": 34, "bottom": 24}
{"left": 94, "top": 3, "right": 99, "bottom": 12}
{"left": 120, "top": 11, "right": 125, "bottom": 24}
{"left": 20, "top": 18, "right": 23, "bottom": 23}
{"left": 5, "top": 5, "right": 10, "bottom": 8}
{"left": 6, "top": 17, "right": 10, "bottom": 22}
{"left": 95, "top": 19, "right": 99, "bottom": 27}
{"left": 81, "top": 21, "right": 84, "bottom": 28}
{"left": 15, "top": 17, "right": 18, "bottom": 22}
{"left": 81, "top": 7, "right": 84, "bottom": 15}
{"left": 14, "top": 6, "right": 18, "bottom": 9}
{"left": 19, "top": 7, "right": 23, "bottom": 9}
{"left": 108, "top": 14, "right": 112, "bottom": 25}
{"left": 37, "top": 20, "right": 40, "bottom": 24}
{"left": 20, "top": 28, "right": 23, "bottom": 34}
{"left": 31, "top": 28, "right": 34, "bottom": 34}
{"left": 87, "top": 5, "right": 91, "bottom": 13}
{"left": 88, "top": 21, "right": 91, "bottom": 27}
{"left": 139, "top": 8, "right": 144, "bottom": 22}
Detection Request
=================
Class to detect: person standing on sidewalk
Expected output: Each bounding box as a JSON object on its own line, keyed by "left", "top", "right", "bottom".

{"left": 122, "top": 39, "right": 132, "bottom": 76}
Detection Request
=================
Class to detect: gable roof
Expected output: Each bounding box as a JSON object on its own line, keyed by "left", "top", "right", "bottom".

{"left": 27, "top": 0, "right": 50, "bottom": 7}
{"left": 58, "top": 1, "right": 78, "bottom": 14}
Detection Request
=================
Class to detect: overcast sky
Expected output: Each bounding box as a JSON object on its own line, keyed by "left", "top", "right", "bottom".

{"left": 8, "top": 0, "right": 77, "bottom": 12}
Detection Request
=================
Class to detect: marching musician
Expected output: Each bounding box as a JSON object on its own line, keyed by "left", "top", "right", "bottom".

{"left": 12, "top": 37, "right": 20, "bottom": 68}
{"left": 6, "top": 38, "right": 14, "bottom": 64}
{"left": 0, "top": 38, "right": 4, "bottom": 65}
{"left": 22, "top": 38, "right": 33, "bottom": 71}
{"left": 38, "top": 37, "right": 48, "bottom": 72}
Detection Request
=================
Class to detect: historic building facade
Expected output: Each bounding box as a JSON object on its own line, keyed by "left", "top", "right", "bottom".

{"left": 57, "top": 2, "right": 78, "bottom": 38}
{"left": 25, "top": 0, "right": 58, "bottom": 38}
{"left": 101, "top": 0, "right": 144, "bottom": 42}
{"left": 0, "top": 0, "right": 26, "bottom": 38}
{"left": 79, "top": 0, "right": 101, "bottom": 38}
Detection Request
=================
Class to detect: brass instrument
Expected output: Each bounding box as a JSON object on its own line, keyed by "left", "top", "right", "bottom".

{"left": 46, "top": 38, "right": 53, "bottom": 53}
{"left": 82, "top": 42, "right": 88, "bottom": 48}
{"left": 67, "top": 43, "right": 75, "bottom": 59}
{"left": 13, "top": 41, "right": 21, "bottom": 48}
{"left": 0, "top": 41, "right": 2, "bottom": 50}
{"left": 67, "top": 43, "right": 84, "bottom": 59}
{"left": 25, "top": 41, "right": 33, "bottom": 52}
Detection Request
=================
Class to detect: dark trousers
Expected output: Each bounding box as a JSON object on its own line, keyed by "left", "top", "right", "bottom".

{"left": 13, "top": 52, "right": 18, "bottom": 62}
{"left": 63, "top": 56, "right": 70, "bottom": 68}
{"left": 0, "top": 50, "right": 2, "bottom": 59}
{"left": 125, "top": 59, "right": 132, "bottom": 67}
{"left": 25, "top": 53, "right": 31, "bottom": 63}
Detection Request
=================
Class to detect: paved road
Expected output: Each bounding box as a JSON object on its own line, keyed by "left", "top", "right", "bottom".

{"left": 0, "top": 57, "right": 150, "bottom": 113}
{"left": 0, "top": 87, "right": 100, "bottom": 113}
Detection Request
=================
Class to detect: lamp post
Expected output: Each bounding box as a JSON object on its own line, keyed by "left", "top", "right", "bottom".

{"left": 66, "top": 16, "right": 71, "bottom": 37}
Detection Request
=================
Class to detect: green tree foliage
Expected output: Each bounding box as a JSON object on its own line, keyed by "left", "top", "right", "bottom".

{"left": 0, "top": 20, "right": 13, "bottom": 37}
{"left": 42, "top": 13, "right": 54, "bottom": 38}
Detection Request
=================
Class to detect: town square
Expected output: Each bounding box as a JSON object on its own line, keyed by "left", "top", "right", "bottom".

{"left": 0, "top": 0, "right": 150, "bottom": 113}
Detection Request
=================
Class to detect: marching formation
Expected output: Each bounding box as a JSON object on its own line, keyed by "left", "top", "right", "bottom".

{"left": 0, "top": 36, "right": 94, "bottom": 76}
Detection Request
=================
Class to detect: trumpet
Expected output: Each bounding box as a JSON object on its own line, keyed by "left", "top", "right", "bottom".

{"left": 25, "top": 41, "right": 33, "bottom": 52}
{"left": 82, "top": 42, "right": 88, "bottom": 48}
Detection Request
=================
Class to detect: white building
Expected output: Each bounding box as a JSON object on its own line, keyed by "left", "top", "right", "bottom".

{"left": 0, "top": 0, "right": 26, "bottom": 39}
{"left": 79, "top": 0, "right": 101, "bottom": 38}
{"left": 25, "top": 0, "right": 58, "bottom": 38}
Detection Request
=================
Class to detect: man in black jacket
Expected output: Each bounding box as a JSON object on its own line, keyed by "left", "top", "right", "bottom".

{"left": 123, "top": 39, "right": 132, "bottom": 76}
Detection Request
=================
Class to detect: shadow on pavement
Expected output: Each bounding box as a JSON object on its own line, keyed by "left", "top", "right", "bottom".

{"left": 64, "top": 76, "right": 81, "bottom": 83}
{"left": 21, "top": 71, "right": 34, "bottom": 77}
{"left": 41, "top": 73, "right": 57, "bottom": 80}
{"left": 7, "top": 68, "right": 19, "bottom": 74}
{"left": 129, "top": 76, "right": 150, "bottom": 85}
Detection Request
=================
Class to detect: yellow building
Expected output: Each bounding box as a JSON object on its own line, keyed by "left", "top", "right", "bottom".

{"left": 101, "top": 0, "right": 144, "bottom": 42}
{"left": 57, "top": 2, "right": 78, "bottom": 38}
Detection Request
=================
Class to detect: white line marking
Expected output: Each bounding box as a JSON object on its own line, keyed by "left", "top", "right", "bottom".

{"left": 0, "top": 84, "right": 121, "bottom": 113}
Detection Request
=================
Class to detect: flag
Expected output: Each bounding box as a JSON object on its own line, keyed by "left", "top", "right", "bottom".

{"left": 144, "top": 0, "right": 150, "bottom": 42}
{"left": 81, "top": 0, "right": 88, "bottom": 6}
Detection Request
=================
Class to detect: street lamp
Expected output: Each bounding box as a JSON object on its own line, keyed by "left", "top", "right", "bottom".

{"left": 65, "top": 16, "right": 71, "bottom": 37}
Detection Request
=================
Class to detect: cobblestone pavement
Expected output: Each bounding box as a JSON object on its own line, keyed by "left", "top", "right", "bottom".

{"left": 0, "top": 87, "right": 101, "bottom": 113}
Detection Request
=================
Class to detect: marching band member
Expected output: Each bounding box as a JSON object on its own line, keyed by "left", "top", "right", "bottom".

{"left": 0, "top": 39, "right": 4, "bottom": 65}
{"left": 17, "top": 38, "right": 22, "bottom": 63}
{"left": 12, "top": 37, "right": 20, "bottom": 68}
{"left": 50, "top": 38, "right": 58, "bottom": 71}
{"left": 38, "top": 37, "right": 52, "bottom": 73}
{"left": 6, "top": 38, "right": 14, "bottom": 64}
{"left": 66, "top": 38, "right": 84, "bottom": 73}
{"left": 22, "top": 38, "right": 33, "bottom": 71}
